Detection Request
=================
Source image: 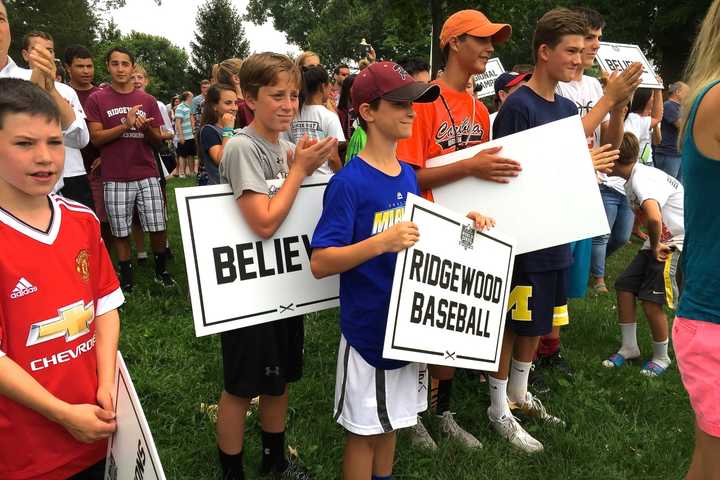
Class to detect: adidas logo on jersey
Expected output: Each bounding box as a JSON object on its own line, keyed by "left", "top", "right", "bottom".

{"left": 397, "top": 192, "right": 404, "bottom": 200}
{"left": 10, "top": 277, "right": 38, "bottom": 299}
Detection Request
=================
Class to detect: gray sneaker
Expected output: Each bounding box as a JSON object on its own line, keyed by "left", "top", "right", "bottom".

{"left": 407, "top": 416, "right": 438, "bottom": 451}
{"left": 437, "top": 411, "right": 482, "bottom": 449}
{"left": 488, "top": 410, "right": 544, "bottom": 453}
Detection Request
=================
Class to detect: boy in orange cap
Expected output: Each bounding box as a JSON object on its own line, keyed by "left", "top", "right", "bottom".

{"left": 396, "top": 9, "right": 520, "bottom": 450}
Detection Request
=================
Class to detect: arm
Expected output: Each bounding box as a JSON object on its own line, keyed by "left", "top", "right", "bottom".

{"left": 0, "top": 356, "right": 116, "bottom": 443}
{"left": 640, "top": 199, "right": 670, "bottom": 260}
{"left": 600, "top": 103, "right": 627, "bottom": 148}
{"left": 27, "top": 46, "right": 76, "bottom": 129}
{"left": 88, "top": 120, "right": 129, "bottom": 147}
{"left": 175, "top": 117, "right": 185, "bottom": 143}
{"left": 94, "top": 309, "right": 119, "bottom": 412}
{"left": 415, "top": 146, "right": 521, "bottom": 190}
{"left": 311, "top": 222, "right": 418, "bottom": 278}
{"left": 649, "top": 89, "right": 664, "bottom": 129}
{"left": 236, "top": 136, "right": 337, "bottom": 239}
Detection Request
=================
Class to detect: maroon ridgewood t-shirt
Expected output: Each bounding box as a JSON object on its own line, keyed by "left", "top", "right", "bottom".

{"left": 74, "top": 85, "right": 102, "bottom": 173}
{"left": 84, "top": 87, "right": 162, "bottom": 182}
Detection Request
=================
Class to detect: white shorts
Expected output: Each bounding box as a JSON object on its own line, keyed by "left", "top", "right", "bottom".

{"left": 334, "top": 334, "right": 428, "bottom": 436}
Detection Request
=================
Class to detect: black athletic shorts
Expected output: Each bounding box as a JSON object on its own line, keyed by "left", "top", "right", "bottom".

{"left": 67, "top": 459, "right": 105, "bottom": 480}
{"left": 615, "top": 249, "right": 683, "bottom": 308}
{"left": 176, "top": 139, "right": 197, "bottom": 157}
{"left": 60, "top": 174, "right": 95, "bottom": 210}
{"left": 506, "top": 268, "right": 568, "bottom": 337}
{"left": 221, "top": 315, "right": 305, "bottom": 398}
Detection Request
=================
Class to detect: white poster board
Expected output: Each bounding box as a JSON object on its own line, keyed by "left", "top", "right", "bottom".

{"left": 427, "top": 115, "right": 609, "bottom": 254}
{"left": 383, "top": 194, "right": 514, "bottom": 371}
{"left": 176, "top": 176, "right": 339, "bottom": 337}
{"left": 596, "top": 42, "right": 663, "bottom": 89}
{"left": 105, "top": 352, "right": 165, "bottom": 480}
{"left": 474, "top": 58, "right": 505, "bottom": 99}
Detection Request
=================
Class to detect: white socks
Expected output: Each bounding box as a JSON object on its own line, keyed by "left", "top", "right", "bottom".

{"left": 651, "top": 339, "right": 671, "bottom": 368}
{"left": 618, "top": 323, "right": 640, "bottom": 358}
{"left": 487, "top": 376, "right": 511, "bottom": 420}
{"left": 507, "top": 359, "right": 532, "bottom": 406}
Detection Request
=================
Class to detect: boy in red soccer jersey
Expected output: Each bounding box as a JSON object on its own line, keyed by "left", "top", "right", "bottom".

{"left": 0, "top": 78, "right": 123, "bottom": 480}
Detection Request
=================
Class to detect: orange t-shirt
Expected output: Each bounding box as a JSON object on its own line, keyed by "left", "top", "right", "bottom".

{"left": 396, "top": 80, "right": 491, "bottom": 200}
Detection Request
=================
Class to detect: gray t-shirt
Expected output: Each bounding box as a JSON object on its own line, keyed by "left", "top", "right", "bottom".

{"left": 219, "top": 125, "right": 294, "bottom": 198}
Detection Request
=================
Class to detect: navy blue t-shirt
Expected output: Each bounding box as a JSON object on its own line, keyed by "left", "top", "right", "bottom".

{"left": 199, "top": 124, "right": 223, "bottom": 185}
{"left": 311, "top": 156, "right": 419, "bottom": 369}
{"left": 493, "top": 85, "right": 579, "bottom": 273}
{"left": 655, "top": 100, "right": 681, "bottom": 156}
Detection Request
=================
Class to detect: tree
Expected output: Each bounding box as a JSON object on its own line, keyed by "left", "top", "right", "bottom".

{"left": 94, "top": 31, "right": 190, "bottom": 102}
{"left": 189, "top": 0, "right": 250, "bottom": 84}
{"left": 246, "top": 0, "right": 712, "bottom": 82}
{"left": 5, "top": 0, "right": 99, "bottom": 66}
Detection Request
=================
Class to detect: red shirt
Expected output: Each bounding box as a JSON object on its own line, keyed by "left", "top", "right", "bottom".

{"left": 396, "top": 80, "right": 491, "bottom": 200}
{"left": 84, "top": 87, "right": 162, "bottom": 182}
{"left": 0, "top": 195, "right": 123, "bottom": 480}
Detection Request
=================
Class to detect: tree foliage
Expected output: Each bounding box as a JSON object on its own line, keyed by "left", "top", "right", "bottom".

{"left": 189, "top": 0, "right": 250, "bottom": 84}
{"left": 94, "top": 31, "right": 190, "bottom": 103}
{"left": 5, "top": 0, "right": 99, "bottom": 65}
{"left": 246, "top": 0, "right": 712, "bottom": 81}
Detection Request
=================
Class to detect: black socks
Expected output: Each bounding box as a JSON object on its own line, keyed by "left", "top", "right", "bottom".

{"left": 218, "top": 448, "right": 244, "bottom": 480}
{"left": 260, "top": 430, "right": 288, "bottom": 474}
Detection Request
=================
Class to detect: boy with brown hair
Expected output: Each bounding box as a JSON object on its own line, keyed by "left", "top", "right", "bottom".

{"left": 215, "top": 52, "right": 336, "bottom": 480}
{"left": 487, "top": 8, "right": 589, "bottom": 453}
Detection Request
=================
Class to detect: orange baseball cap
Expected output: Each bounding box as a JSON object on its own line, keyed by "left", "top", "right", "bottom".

{"left": 439, "top": 10, "right": 512, "bottom": 49}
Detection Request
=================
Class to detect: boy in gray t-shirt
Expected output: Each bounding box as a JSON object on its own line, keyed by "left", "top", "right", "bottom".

{"left": 213, "top": 53, "right": 336, "bottom": 480}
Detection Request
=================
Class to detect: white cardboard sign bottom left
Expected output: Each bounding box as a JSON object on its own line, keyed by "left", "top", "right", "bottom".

{"left": 105, "top": 351, "right": 166, "bottom": 480}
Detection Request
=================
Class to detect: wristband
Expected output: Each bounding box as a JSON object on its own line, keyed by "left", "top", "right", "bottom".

{"left": 223, "top": 132, "right": 234, "bottom": 138}
{"left": 223, "top": 127, "right": 234, "bottom": 133}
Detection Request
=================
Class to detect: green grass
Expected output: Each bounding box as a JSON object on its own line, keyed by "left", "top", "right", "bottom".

{"left": 120, "top": 177, "right": 694, "bottom": 479}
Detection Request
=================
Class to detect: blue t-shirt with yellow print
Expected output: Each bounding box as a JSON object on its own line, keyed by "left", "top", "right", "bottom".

{"left": 311, "top": 156, "right": 419, "bottom": 369}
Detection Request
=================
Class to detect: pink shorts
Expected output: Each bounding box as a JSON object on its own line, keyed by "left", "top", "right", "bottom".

{"left": 88, "top": 168, "right": 107, "bottom": 223}
{"left": 672, "top": 316, "right": 720, "bottom": 437}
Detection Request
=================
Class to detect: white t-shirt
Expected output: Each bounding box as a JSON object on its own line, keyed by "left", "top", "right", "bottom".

{"left": 488, "top": 111, "right": 498, "bottom": 140}
{"left": 624, "top": 113, "right": 653, "bottom": 166}
{"left": 624, "top": 163, "right": 684, "bottom": 250}
{"left": 283, "top": 104, "right": 346, "bottom": 175}
{"left": 556, "top": 75, "right": 626, "bottom": 194}
{"left": 157, "top": 101, "right": 174, "bottom": 134}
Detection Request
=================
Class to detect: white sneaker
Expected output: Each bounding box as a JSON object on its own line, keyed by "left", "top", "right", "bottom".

{"left": 437, "top": 411, "right": 482, "bottom": 449}
{"left": 488, "top": 410, "right": 544, "bottom": 453}
{"left": 511, "top": 392, "right": 565, "bottom": 427}
{"left": 407, "top": 416, "right": 438, "bottom": 451}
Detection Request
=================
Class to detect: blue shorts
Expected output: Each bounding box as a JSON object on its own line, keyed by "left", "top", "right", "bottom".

{"left": 507, "top": 268, "right": 569, "bottom": 337}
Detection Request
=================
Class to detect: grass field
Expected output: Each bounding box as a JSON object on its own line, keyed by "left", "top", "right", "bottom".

{"left": 119, "top": 177, "right": 694, "bottom": 479}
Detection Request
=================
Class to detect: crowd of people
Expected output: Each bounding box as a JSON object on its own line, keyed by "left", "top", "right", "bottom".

{"left": 1, "top": 0, "right": 719, "bottom": 478}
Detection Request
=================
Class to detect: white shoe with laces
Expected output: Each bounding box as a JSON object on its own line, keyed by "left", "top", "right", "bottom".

{"left": 437, "top": 411, "right": 483, "bottom": 449}
{"left": 511, "top": 392, "right": 565, "bottom": 427}
{"left": 488, "top": 409, "right": 544, "bottom": 453}
{"left": 407, "top": 416, "right": 438, "bottom": 451}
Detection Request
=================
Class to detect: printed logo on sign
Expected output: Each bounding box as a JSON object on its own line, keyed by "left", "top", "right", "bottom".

{"left": 10, "top": 277, "right": 38, "bottom": 299}
{"left": 459, "top": 224, "right": 475, "bottom": 250}
{"left": 26, "top": 300, "right": 95, "bottom": 346}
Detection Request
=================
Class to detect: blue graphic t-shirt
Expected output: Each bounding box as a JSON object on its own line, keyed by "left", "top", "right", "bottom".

{"left": 493, "top": 85, "right": 579, "bottom": 273}
{"left": 312, "top": 156, "right": 419, "bottom": 369}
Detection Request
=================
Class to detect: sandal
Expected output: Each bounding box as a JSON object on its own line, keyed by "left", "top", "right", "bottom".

{"left": 602, "top": 352, "right": 638, "bottom": 368}
{"left": 640, "top": 360, "right": 668, "bottom": 377}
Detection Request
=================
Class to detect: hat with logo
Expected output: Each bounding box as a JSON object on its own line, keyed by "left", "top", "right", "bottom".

{"left": 440, "top": 10, "right": 512, "bottom": 49}
{"left": 351, "top": 61, "right": 440, "bottom": 113}
{"left": 494, "top": 72, "right": 531, "bottom": 95}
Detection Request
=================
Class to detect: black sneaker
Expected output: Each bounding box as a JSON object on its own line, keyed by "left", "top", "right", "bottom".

{"left": 535, "top": 351, "right": 574, "bottom": 379}
{"left": 260, "top": 459, "right": 312, "bottom": 480}
{"left": 528, "top": 363, "right": 550, "bottom": 395}
{"left": 154, "top": 271, "right": 177, "bottom": 288}
{"left": 137, "top": 254, "right": 148, "bottom": 265}
{"left": 121, "top": 281, "right": 134, "bottom": 294}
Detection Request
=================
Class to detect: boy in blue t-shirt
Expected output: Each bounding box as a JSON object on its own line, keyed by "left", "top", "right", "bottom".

{"left": 487, "top": 8, "right": 588, "bottom": 453}
{"left": 311, "top": 62, "right": 494, "bottom": 479}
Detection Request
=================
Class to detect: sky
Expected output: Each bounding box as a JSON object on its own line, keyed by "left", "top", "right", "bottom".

{"left": 110, "top": 0, "right": 299, "bottom": 58}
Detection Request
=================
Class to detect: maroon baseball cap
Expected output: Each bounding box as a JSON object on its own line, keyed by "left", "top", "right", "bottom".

{"left": 351, "top": 61, "right": 440, "bottom": 113}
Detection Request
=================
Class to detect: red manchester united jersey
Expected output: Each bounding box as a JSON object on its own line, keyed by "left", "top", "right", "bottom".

{"left": 0, "top": 194, "right": 123, "bottom": 480}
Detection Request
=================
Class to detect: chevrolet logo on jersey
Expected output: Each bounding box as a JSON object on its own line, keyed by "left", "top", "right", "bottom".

{"left": 371, "top": 206, "right": 405, "bottom": 235}
{"left": 26, "top": 300, "right": 95, "bottom": 346}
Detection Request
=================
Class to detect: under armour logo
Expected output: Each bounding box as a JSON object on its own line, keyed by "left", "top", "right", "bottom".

{"left": 444, "top": 351, "right": 456, "bottom": 360}
{"left": 265, "top": 366, "right": 280, "bottom": 376}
